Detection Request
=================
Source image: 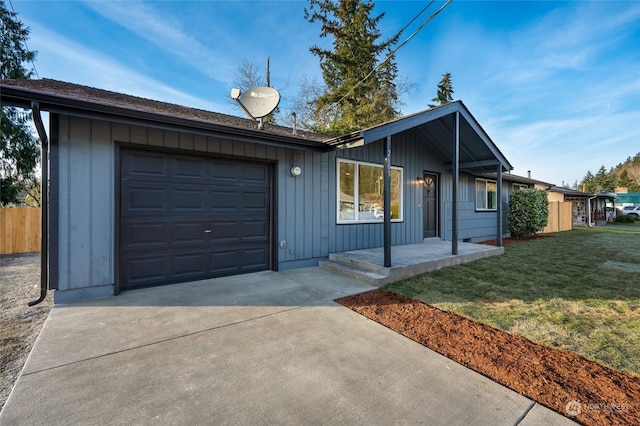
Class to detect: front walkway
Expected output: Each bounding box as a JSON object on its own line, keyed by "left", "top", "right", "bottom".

{"left": 320, "top": 240, "right": 504, "bottom": 286}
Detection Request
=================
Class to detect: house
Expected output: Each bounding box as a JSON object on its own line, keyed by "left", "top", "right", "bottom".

{"left": 547, "top": 186, "right": 616, "bottom": 225}
{"left": 1, "top": 79, "right": 513, "bottom": 303}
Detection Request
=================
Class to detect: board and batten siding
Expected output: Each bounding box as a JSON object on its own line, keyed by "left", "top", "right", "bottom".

{"left": 52, "top": 114, "right": 504, "bottom": 301}
{"left": 52, "top": 114, "right": 329, "bottom": 301}
{"left": 55, "top": 115, "right": 115, "bottom": 301}
{"left": 329, "top": 132, "right": 504, "bottom": 249}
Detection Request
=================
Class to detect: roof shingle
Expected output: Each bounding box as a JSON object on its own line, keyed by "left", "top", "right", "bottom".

{"left": 0, "top": 78, "right": 329, "bottom": 143}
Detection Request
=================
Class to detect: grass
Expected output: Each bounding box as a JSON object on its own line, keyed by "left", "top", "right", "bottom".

{"left": 386, "top": 227, "right": 640, "bottom": 376}
{"left": 611, "top": 219, "right": 640, "bottom": 227}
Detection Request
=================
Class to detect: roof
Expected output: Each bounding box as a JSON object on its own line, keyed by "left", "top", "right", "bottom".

{"left": 0, "top": 78, "right": 331, "bottom": 151}
{"left": 547, "top": 186, "right": 617, "bottom": 200}
{"left": 480, "top": 172, "right": 554, "bottom": 187}
{"left": 325, "top": 101, "right": 513, "bottom": 174}
{"left": 548, "top": 186, "right": 592, "bottom": 197}
{"left": 615, "top": 193, "right": 640, "bottom": 204}
{"left": 1, "top": 80, "right": 516, "bottom": 171}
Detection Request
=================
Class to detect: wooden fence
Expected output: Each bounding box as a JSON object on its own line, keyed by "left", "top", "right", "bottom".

{"left": 0, "top": 207, "right": 41, "bottom": 254}
{"left": 542, "top": 201, "right": 573, "bottom": 234}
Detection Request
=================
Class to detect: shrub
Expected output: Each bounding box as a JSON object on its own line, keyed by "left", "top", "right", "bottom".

{"left": 508, "top": 189, "right": 549, "bottom": 239}
{"left": 615, "top": 215, "right": 637, "bottom": 224}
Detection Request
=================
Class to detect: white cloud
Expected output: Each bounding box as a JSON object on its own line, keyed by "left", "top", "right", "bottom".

{"left": 494, "top": 108, "right": 640, "bottom": 185}
{"left": 29, "top": 23, "right": 230, "bottom": 113}
{"left": 83, "top": 1, "right": 233, "bottom": 82}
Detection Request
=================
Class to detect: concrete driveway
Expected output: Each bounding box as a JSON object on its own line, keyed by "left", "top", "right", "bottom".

{"left": 1, "top": 268, "right": 575, "bottom": 425}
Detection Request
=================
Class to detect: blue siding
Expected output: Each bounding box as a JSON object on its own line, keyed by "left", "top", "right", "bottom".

{"left": 328, "top": 133, "right": 503, "bottom": 249}
{"left": 55, "top": 115, "right": 505, "bottom": 300}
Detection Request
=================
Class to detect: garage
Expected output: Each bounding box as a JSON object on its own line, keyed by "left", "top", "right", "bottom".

{"left": 119, "top": 148, "right": 273, "bottom": 291}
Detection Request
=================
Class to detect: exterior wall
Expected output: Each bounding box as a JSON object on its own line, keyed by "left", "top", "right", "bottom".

{"left": 331, "top": 132, "right": 504, "bottom": 247}
{"left": 54, "top": 116, "right": 115, "bottom": 301}
{"left": 330, "top": 135, "right": 449, "bottom": 252}
{"left": 52, "top": 114, "right": 328, "bottom": 301}
{"left": 443, "top": 173, "right": 503, "bottom": 243}
{"left": 547, "top": 191, "right": 565, "bottom": 203}
{"left": 51, "top": 114, "right": 506, "bottom": 301}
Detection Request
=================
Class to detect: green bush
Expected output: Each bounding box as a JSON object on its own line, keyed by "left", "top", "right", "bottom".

{"left": 508, "top": 189, "right": 549, "bottom": 239}
{"left": 614, "top": 215, "right": 637, "bottom": 224}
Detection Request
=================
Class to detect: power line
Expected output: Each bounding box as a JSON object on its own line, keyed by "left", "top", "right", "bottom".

{"left": 323, "top": 0, "right": 452, "bottom": 116}
{"left": 396, "top": 0, "right": 436, "bottom": 39}
{"left": 7, "top": 0, "right": 40, "bottom": 79}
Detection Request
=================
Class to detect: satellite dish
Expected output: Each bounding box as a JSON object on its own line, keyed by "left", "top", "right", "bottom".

{"left": 231, "top": 87, "right": 280, "bottom": 128}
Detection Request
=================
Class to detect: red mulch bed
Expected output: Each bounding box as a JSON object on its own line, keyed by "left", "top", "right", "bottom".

{"left": 336, "top": 289, "right": 640, "bottom": 426}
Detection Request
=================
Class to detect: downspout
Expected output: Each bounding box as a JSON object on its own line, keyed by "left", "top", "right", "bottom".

{"left": 587, "top": 194, "right": 597, "bottom": 227}
{"left": 28, "top": 101, "right": 48, "bottom": 307}
{"left": 496, "top": 165, "right": 503, "bottom": 247}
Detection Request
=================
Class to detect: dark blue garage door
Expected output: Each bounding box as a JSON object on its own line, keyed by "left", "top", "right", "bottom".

{"left": 120, "top": 148, "right": 273, "bottom": 291}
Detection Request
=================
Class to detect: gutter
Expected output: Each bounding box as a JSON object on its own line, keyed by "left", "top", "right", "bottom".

{"left": 28, "top": 101, "right": 48, "bottom": 306}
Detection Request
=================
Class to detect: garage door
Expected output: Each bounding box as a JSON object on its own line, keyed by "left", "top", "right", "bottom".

{"left": 119, "top": 149, "right": 273, "bottom": 291}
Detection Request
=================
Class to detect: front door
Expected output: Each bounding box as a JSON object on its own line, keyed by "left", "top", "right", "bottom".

{"left": 423, "top": 172, "right": 439, "bottom": 238}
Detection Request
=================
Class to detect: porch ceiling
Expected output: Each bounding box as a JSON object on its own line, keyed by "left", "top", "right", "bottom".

{"left": 327, "top": 101, "right": 513, "bottom": 174}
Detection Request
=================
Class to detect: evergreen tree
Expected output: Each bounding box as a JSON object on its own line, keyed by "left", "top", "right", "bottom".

{"left": 304, "top": 0, "right": 402, "bottom": 136}
{"left": 594, "top": 165, "right": 606, "bottom": 181}
{"left": 1, "top": 0, "right": 39, "bottom": 205}
{"left": 588, "top": 165, "right": 615, "bottom": 192}
{"left": 429, "top": 72, "right": 454, "bottom": 108}
{"left": 580, "top": 170, "right": 595, "bottom": 193}
{"left": 617, "top": 169, "right": 632, "bottom": 189}
{"left": 573, "top": 152, "right": 640, "bottom": 194}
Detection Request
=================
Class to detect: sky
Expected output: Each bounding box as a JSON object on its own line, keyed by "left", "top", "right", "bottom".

{"left": 9, "top": 0, "right": 640, "bottom": 187}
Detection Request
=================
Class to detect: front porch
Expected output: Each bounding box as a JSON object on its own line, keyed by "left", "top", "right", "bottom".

{"left": 319, "top": 240, "right": 504, "bottom": 287}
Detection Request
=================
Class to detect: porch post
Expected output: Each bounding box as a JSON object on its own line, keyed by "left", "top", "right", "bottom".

{"left": 496, "top": 164, "right": 503, "bottom": 247}
{"left": 452, "top": 111, "right": 459, "bottom": 255}
{"left": 383, "top": 135, "right": 392, "bottom": 267}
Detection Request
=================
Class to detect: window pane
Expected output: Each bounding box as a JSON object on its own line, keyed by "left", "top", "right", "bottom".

{"left": 358, "top": 164, "right": 383, "bottom": 220}
{"left": 487, "top": 181, "right": 497, "bottom": 210}
{"left": 476, "top": 180, "right": 487, "bottom": 210}
{"left": 337, "top": 160, "right": 403, "bottom": 222}
{"left": 339, "top": 162, "right": 355, "bottom": 220}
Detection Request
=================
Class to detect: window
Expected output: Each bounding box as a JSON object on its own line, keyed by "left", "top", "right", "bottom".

{"left": 337, "top": 159, "right": 403, "bottom": 223}
{"left": 476, "top": 178, "right": 497, "bottom": 211}
{"left": 513, "top": 183, "right": 529, "bottom": 191}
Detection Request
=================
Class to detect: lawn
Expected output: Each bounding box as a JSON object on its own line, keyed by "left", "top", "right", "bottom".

{"left": 386, "top": 226, "right": 640, "bottom": 376}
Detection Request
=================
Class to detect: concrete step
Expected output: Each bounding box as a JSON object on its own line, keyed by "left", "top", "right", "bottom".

{"left": 327, "top": 253, "right": 389, "bottom": 275}
{"left": 318, "top": 260, "right": 389, "bottom": 287}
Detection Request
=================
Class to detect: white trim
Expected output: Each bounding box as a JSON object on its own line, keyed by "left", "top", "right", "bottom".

{"left": 476, "top": 178, "right": 497, "bottom": 211}
{"left": 512, "top": 183, "right": 529, "bottom": 191}
{"left": 336, "top": 158, "right": 404, "bottom": 224}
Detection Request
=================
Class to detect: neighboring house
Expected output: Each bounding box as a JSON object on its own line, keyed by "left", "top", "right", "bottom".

{"left": 1, "top": 79, "right": 513, "bottom": 303}
{"left": 547, "top": 187, "right": 616, "bottom": 225}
